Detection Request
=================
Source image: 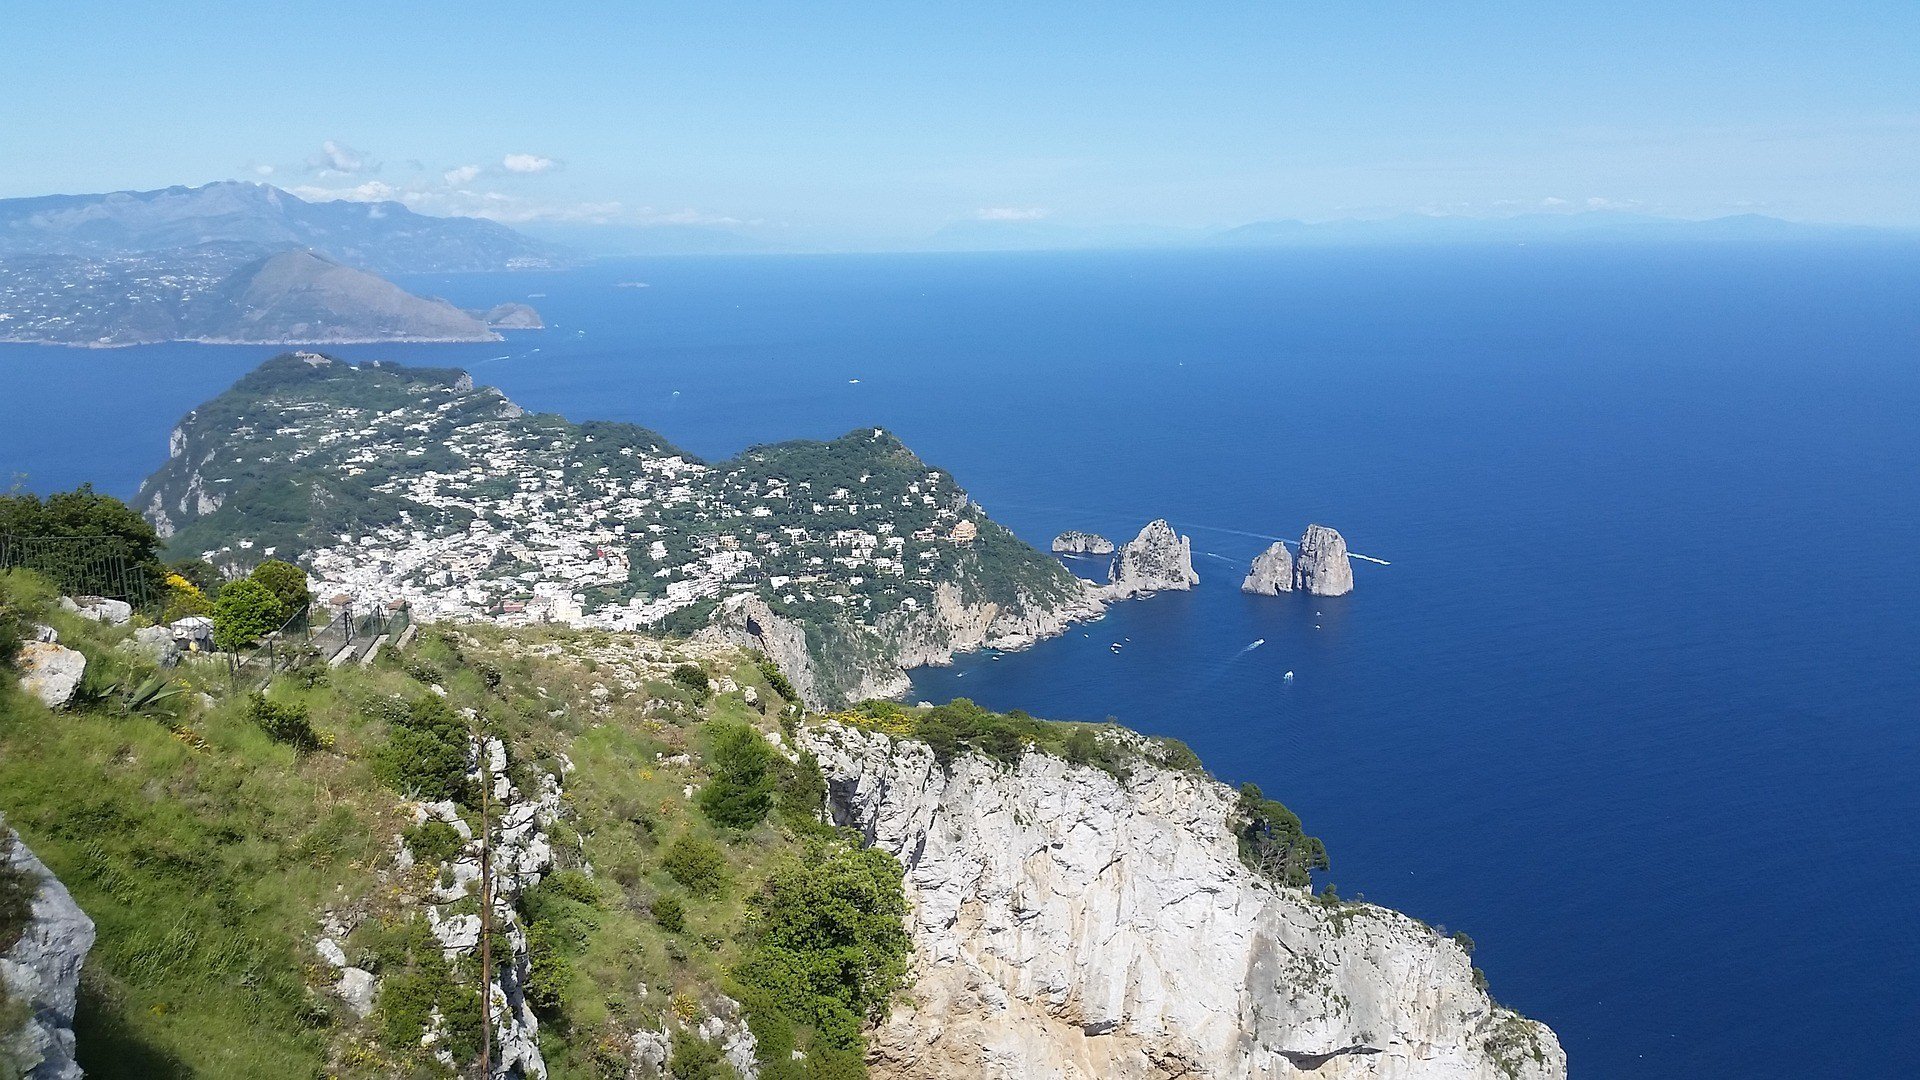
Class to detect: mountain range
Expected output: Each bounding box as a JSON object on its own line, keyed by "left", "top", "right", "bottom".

{"left": 0, "top": 181, "right": 571, "bottom": 274}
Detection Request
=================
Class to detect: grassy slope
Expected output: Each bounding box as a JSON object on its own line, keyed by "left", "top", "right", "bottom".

{"left": 0, "top": 570, "right": 833, "bottom": 1079}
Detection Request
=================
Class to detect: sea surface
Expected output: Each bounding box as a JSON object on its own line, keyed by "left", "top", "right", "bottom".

{"left": 4, "top": 244, "right": 1918, "bottom": 1078}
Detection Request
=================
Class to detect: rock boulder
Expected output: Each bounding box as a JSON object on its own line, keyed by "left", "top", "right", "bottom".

{"left": 1102, "top": 520, "right": 1198, "bottom": 600}
{"left": 1241, "top": 541, "right": 1295, "bottom": 595}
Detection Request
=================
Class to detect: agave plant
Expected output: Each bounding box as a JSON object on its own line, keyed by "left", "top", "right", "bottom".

{"left": 121, "top": 673, "right": 186, "bottom": 714}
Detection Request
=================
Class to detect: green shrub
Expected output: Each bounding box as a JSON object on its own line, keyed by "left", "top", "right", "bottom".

{"left": 698, "top": 721, "right": 777, "bottom": 830}
{"left": 212, "top": 578, "right": 284, "bottom": 651}
{"left": 671, "top": 663, "right": 712, "bottom": 700}
{"left": 247, "top": 560, "right": 312, "bottom": 620}
{"left": 755, "top": 657, "right": 797, "bottom": 705}
{"left": 661, "top": 834, "right": 727, "bottom": 897}
{"left": 668, "top": 1028, "right": 728, "bottom": 1078}
{"left": 652, "top": 893, "right": 686, "bottom": 933}
{"left": 732, "top": 841, "right": 909, "bottom": 1059}
{"left": 1232, "top": 783, "right": 1329, "bottom": 888}
{"left": 246, "top": 693, "right": 320, "bottom": 752}
{"left": 402, "top": 820, "right": 466, "bottom": 865}
{"left": 373, "top": 695, "right": 474, "bottom": 804}
{"left": 774, "top": 751, "right": 828, "bottom": 831}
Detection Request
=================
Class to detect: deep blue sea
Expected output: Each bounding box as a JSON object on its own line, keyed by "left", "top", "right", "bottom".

{"left": 4, "top": 245, "right": 1918, "bottom": 1078}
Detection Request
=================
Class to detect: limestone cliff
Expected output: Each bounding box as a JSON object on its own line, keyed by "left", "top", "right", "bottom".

{"left": 1294, "top": 525, "right": 1354, "bottom": 597}
{"left": 1103, "top": 520, "right": 1199, "bottom": 600}
{"left": 704, "top": 576, "right": 1106, "bottom": 710}
{"left": 1242, "top": 542, "right": 1295, "bottom": 595}
{"left": 1, "top": 824, "right": 95, "bottom": 1080}
{"left": 799, "top": 723, "right": 1564, "bottom": 1080}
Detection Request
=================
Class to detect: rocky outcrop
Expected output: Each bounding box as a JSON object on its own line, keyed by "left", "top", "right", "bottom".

{"left": 1294, "top": 525, "right": 1354, "bottom": 597}
{"left": 58, "top": 596, "right": 131, "bottom": 625}
{"left": 1102, "top": 520, "right": 1198, "bottom": 600}
{"left": 1242, "top": 542, "right": 1295, "bottom": 595}
{"left": 1051, "top": 531, "right": 1115, "bottom": 556}
{"left": 473, "top": 303, "right": 544, "bottom": 329}
{"left": 798, "top": 723, "right": 1565, "bottom": 1080}
{"left": 1, "top": 824, "right": 96, "bottom": 1080}
{"left": 15, "top": 632, "right": 85, "bottom": 710}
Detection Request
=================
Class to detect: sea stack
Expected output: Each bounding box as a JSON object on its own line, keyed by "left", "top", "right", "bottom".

{"left": 1293, "top": 524, "right": 1354, "bottom": 596}
{"left": 1051, "top": 530, "right": 1115, "bottom": 556}
{"left": 1104, "top": 519, "right": 1198, "bottom": 599}
{"left": 1241, "top": 541, "right": 1294, "bottom": 595}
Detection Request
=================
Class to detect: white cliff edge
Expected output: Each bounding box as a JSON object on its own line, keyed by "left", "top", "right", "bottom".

{"left": 798, "top": 722, "right": 1565, "bottom": 1080}
{"left": 2, "top": 825, "right": 96, "bottom": 1080}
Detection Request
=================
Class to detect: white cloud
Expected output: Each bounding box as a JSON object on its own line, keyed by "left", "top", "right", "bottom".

{"left": 502, "top": 153, "right": 557, "bottom": 174}
{"left": 308, "top": 139, "right": 371, "bottom": 175}
{"left": 288, "top": 180, "right": 402, "bottom": 203}
{"left": 443, "top": 164, "right": 482, "bottom": 185}
{"left": 253, "top": 164, "right": 275, "bottom": 177}
{"left": 1540, "top": 196, "right": 1569, "bottom": 207}
{"left": 975, "top": 207, "right": 1049, "bottom": 221}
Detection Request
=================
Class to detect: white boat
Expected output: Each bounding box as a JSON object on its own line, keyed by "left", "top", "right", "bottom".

{"left": 1283, "top": 670, "right": 1295, "bottom": 682}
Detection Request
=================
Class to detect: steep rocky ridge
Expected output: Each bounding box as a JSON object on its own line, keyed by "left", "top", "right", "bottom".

{"left": 800, "top": 722, "right": 1564, "bottom": 1080}
{"left": 1, "top": 823, "right": 95, "bottom": 1080}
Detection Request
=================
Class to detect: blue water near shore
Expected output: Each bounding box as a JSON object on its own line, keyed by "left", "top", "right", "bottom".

{"left": 4, "top": 245, "right": 1918, "bottom": 1077}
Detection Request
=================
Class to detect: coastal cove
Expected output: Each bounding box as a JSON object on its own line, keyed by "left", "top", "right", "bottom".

{"left": 3, "top": 244, "right": 1918, "bottom": 1077}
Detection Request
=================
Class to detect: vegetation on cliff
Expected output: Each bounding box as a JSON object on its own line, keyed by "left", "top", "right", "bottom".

{"left": 0, "top": 567, "right": 906, "bottom": 1078}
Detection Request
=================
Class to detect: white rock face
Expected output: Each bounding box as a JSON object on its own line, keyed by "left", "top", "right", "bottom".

{"left": 1294, "top": 525, "right": 1354, "bottom": 597}
{"left": 1, "top": 826, "right": 97, "bottom": 1080}
{"left": 15, "top": 642, "right": 86, "bottom": 709}
{"left": 798, "top": 724, "right": 1564, "bottom": 1080}
{"left": 1242, "top": 542, "right": 1295, "bottom": 595}
{"left": 1103, "top": 520, "right": 1199, "bottom": 600}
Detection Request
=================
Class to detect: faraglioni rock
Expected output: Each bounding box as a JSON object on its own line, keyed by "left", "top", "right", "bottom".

{"left": 1103, "top": 519, "right": 1198, "bottom": 599}
{"left": 1051, "top": 530, "right": 1115, "bottom": 555}
{"left": 1241, "top": 540, "right": 1295, "bottom": 595}
{"left": 800, "top": 722, "right": 1566, "bottom": 1080}
{"left": 1, "top": 823, "right": 96, "bottom": 1080}
{"left": 1294, "top": 523, "right": 1355, "bottom": 596}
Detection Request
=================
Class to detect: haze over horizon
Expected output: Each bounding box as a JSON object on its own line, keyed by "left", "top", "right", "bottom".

{"left": 4, "top": 2, "right": 1916, "bottom": 249}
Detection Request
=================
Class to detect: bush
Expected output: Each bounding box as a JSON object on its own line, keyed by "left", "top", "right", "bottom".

{"left": 373, "top": 695, "right": 474, "bottom": 804}
{"left": 248, "top": 559, "right": 312, "bottom": 620}
{"left": 661, "top": 834, "right": 727, "bottom": 897}
{"left": 1233, "top": 783, "right": 1328, "bottom": 888}
{"left": 774, "top": 751, "right": 828, "bottom": 831}
{"left": 212, "top": 578, "right": 284, "bottom": 651}
{"left": 0, "top": 833, "right": 34, "bottom": 954}
{"left": 668, "top": 1029, "right": 727, "bottom": 1079}
{"left": 402, "top": 820, "right": 466, "bottom": 865}
{"left": 247, "top": 693, "right": 321, "bottom": 751}
{"left": 671, "top": 663, "right": 712, "bottom": 700}
{"left": 756, "top": 657, "right": 797, "bottom": 705}
{"left": 652, "top": 893, "right": 685, "bottom": 933}
{"left": 698, "top": 721, "right": 777, "bottom": 830}
{"left": 732, "top": 841, "right": 909, "bottom": 1057}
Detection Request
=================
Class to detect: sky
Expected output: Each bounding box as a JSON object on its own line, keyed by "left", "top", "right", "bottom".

{"left": 2, "top": 2, "right": 1916, "bottom": 245}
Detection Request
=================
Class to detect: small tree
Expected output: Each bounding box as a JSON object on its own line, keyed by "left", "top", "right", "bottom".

{"left": 212, "top": 578, "right": 283, "bottom": 652}
{"left": 249, "top": 559, "right": 312, "bottom": 621}
{"left": 698, "top": 721, "right": 777, "bottom": 830}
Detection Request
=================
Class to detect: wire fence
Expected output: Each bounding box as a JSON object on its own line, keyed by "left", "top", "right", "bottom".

{"left": 0, "top": 533, "right": 157, "bottom": 610}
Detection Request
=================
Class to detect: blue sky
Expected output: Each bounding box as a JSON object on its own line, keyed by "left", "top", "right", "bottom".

{"left": 3, "top": 2, "right": 1915, "bottom": 242}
